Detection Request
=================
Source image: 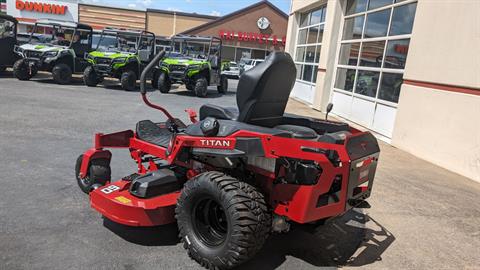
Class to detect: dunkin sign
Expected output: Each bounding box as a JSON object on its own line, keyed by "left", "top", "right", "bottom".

{"left": 15, "top": 0, "right": 68, "bottom": 15}
{"left": 6, "top": 0, "right": 78, "bottom": 22}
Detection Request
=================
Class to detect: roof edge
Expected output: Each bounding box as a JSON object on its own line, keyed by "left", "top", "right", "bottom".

{"left": 146, "top": 9, "right": 219, "bottom": 20}
{"left": 180, "top": 0, "right": 288, "bottom": 35}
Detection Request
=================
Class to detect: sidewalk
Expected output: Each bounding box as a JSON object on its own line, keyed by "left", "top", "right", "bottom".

{"left": 268, "top": 99, "right": 480, "bottom": 269}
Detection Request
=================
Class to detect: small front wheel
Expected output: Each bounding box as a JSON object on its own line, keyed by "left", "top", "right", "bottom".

{"left": 121, "top": 70, "right": 137, "bottom": 91}
{"left": 75, "top": 155, "right": 111, "bottom": 194}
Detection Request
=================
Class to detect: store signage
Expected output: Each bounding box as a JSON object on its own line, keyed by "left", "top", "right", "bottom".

{"left": 15, "top": 0, "right": 67, "bottom": 15}
{"left": 219, "top": 30, "right": 286, "bottom": 46}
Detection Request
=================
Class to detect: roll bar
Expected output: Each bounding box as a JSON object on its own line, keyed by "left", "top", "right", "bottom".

{"left": 139, "top": 50, "right": 175, "bottom": 121}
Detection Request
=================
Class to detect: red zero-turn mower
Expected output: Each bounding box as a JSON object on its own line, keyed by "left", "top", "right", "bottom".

{"left": 76, "top": 51, "right": 380, "bottom": 269}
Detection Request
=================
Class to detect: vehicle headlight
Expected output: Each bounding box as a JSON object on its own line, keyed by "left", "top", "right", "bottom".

{"left": 44, "top": 51, "right": 58, "bottom": 57}
{"left": 112, "top": 57, "right": 127, "bottom": 64}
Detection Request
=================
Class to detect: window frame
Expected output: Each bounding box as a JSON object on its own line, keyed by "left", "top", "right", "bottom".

{"left": 332, "top": 0, "right": 417, "bottom": 108}
{"left": 294, "top": 5, "right": 327, "bottom": 85}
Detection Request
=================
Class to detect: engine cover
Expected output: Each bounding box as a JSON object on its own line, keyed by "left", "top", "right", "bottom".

{"left": 129, "top": 169, "right": 181, "bottom": 198}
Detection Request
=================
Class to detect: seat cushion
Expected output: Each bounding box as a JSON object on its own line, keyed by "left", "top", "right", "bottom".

{"left": 199, "top": 104, "right": 239, "bottom": 121}
{"left": 275, "top": 124, "right": 318, "bottom": 139}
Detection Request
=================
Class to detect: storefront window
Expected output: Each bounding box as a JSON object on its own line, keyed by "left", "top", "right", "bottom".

{"left": 235, "top": 47, "right": 251, "bottom": 62}
{"left": 294, "top": 5, "right": 326, "bottom": 84}
{"left": 221, "top": 46, "right": 236, "bottom": 61}
{"left": 334, "top": 0, "right": 417, "bottom": 106}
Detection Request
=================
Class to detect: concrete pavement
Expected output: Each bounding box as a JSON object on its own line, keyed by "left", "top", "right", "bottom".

{"left": 0, "top": 72, "right": 478, "bottom": 270}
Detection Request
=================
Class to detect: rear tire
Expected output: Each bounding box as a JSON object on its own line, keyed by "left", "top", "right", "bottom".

{"left": 75, "top": 155, "right": 111, "bottom": 194}
{"left": 194, "top": 77, "right": 208, "bottom": 97}
{"left": 83, "top": 66, "right": 100, "bottom": 87}
{"left": 121, "top": 70, "right": 136, "bottom": 91}
{"left": 157, "top": 72, "right": 171, "bottom": 93}
{"left": 217, "top": 75, "right": 228, "bottom": 94}
{"left": 52, "top": 63, "right": 72, "bottom": 85}
{"left": 176, "top": 171, "right": 271, "bottom": 270}
{"left": 13, "top": 59, "right": 32, "bottom": 81}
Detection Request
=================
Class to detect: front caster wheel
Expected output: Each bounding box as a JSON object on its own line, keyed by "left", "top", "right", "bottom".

{"left": 176, "top": 171, "right": 271, "bottom": 269}
{"left": 75, "top": 155, "right": 111, "bottom": 194}
{"left": 157, "top": 72, "right": 171, "bottom": 93}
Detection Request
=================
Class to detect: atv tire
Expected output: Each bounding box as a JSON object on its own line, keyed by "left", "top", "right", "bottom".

{"left": 176, "top": 171, "right": 271, "bottom": 270}
{"left": 217, "top": 75, "right": 228, "bottom": 94}
{"left": 52, "top": 63, "right": 72, "bottom": 85}
{"left": 194, "top": 77, "right": 208, "bottom": 97}
{"left": 83, "top": 66, "right": 101, "bottom": 87}
{"left": 75, "top": 155, "right": 111, "bottom": 194}
{"left": 157, "top": 72, "right": 171, "bottom": 93}
{"left": 13, "top": 59, "right": 32, "bottom": 81}
{"left": 121, "top": 70, "right": 137, "bottom": 91}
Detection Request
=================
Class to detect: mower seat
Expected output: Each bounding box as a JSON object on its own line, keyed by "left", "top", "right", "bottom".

{"left": 199, "top": 52, "right": 296, "bottom": 128}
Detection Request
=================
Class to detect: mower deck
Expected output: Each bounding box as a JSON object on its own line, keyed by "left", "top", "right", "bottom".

{"left": 90, "top": 180, "right": 179, "bottom": 226}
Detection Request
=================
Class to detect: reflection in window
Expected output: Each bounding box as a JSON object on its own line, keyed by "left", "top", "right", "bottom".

{"left": 307, "top": 26, "right": 319, "bottom": 44}
{"left": 310, "top": 8, "right": 323, "bottom": 25}
{"left": 295, "top": 47, "right": 305, "bottom": 62}
{"left": 315, "top": 45, "right": 321, "bottom": 62}
{"left": 335, "top": 68, "right": 356, "bottom": 91}
{"left": 303, "top": 65, "right": 314, "bottom": 81}
{"left": 300, "top": 13, "right": 310, "bottom": 27}
{"left": 384, "top": 39, "right": 409, "bottom": 69}
{"left": 312, "top": 65, "right": 318, "bottom": 82}
{"left": 355, "top": 70, "right": 380, "bottom": 97}
{"left": 343, "top": 15, "right": 364, "bottom": 40}
{"left": 305, "top": 46, "right": 316, "bottom": 62}
{"left": 317, "top": 25, "right": 325, "bottom": 43}
{"left": 297, "top": 29, "right": 307, "bottom": 44}
{"left": 346, "top": 0, "right": 367, "bottom": 15}
{"left": 338, "top": 43, "right": 360, "bottom": 66}
{"left": 379, "top": 72, "right": 403, "bottom": 102}
{"left": 390, "top": 3, "right": 417, "bottom": 36}
{"left": 360, "top": 40, "right": 385, "bottom": 67}
{"left": 364, "top": 9, "right": 390, "bottom": 38}
{"left": 368, "top": 0, "right": 393, "bottom": 10}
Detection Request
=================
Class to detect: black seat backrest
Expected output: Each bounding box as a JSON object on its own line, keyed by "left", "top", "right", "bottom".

{"left": 236, "top": 52, "right": 296, "bottom": 127}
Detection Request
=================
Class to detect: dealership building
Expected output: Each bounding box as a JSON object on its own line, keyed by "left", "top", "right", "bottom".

{"left": 285, "top": 0, "right": 480, "bottom": 182}
{"left": 5, "top": 0, "right": 287, "bottom": 61}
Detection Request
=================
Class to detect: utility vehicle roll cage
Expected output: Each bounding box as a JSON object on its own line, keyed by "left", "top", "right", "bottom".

{"left": 169, "top": 34, "right": 222, "bottom": 59}
{"left": 28, "top": 19, "right": 93, "bottom": 48}
{"left": 95, "top": 27, "right": 156, "bottom": 54}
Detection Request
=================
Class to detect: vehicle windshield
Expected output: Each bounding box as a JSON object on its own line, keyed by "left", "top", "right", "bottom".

{"left": 30, "top": 23, "right": 77, "bottom": 46}
{"left": 92, "top": 35, "right": 117, "bottom": 52}
{"left": 242, "top": 59, "right": 253, "bottom": 65}
{"left": 94, "top": 31, "right": 153, "bottom": 54}
{"left": 167, "top": 52, "right": 187, "bottom": 58}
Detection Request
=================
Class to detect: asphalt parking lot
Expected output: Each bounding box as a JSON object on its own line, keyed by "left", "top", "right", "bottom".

{"left": 0, "top": 71, "right": 479, "bottom": 270}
